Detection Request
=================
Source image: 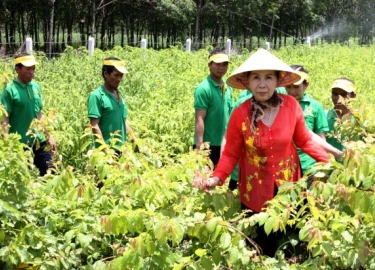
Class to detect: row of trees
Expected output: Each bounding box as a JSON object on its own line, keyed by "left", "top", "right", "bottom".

{"left": 0, "top": 0, "right": 374, "bottom": 54}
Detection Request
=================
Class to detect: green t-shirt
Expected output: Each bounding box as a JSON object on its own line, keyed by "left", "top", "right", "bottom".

{"left": 88, "top": 85, "right": 128, "bottom": 147}
{"left": 297, "top": 93, "right": 329, "bottom": 174}
{"left": 228, "top": 87, "right": 287, "bottom": 181}
{"left": 194, "top": 75, "right": 234, "bottom": 146}
{"left": 0, "top": 79, "right": 44, "bottom": 145}
{"left": 326, "top": 109, "right": 345, "bottom": 151}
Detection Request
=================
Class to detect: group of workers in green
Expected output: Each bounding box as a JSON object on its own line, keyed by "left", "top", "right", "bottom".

{"left": 0, "top": 49, "right": 358, "bottom": 257}
{"left": 194, "top": 48, "right": 358, "bottom": 256}
{"left": 0, "top": 54, "right": 135, "bottom": 176}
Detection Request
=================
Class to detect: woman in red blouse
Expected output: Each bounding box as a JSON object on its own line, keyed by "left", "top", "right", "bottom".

{"left": 205, "top": 49, "right": 329, "bottom": 256}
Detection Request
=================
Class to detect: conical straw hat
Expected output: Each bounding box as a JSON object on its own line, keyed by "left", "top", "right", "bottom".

{"left": 227, "top": 48, "right": 301, "bottom": 89}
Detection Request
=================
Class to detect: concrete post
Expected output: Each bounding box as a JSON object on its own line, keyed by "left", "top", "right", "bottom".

{"left": 186, "top": 38, "right": 192, "bottom": 52}
{"left": 88, "top": 37, "right": 95, "bottom": 56}
{"left": 26, "top": 37, "right": 33, "bottom": 53}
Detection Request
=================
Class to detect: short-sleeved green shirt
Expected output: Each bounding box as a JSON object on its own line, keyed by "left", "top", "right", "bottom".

{"left": 0, "top": 79, "right": 43, "bottom": 145}
{"left": 326, "top": 108, "right": 345, "bottom": 151}
{"left": 297, "top": 93, "right": 329, "bottom": 174}
{"left": 228, "top": 87, "right": 287, "bottom": 181}
{"left": 194, "top": 75, "right": 234, "bottom": 146}
{"left": 88, "top": 85, "right": 128, "bottom": 146}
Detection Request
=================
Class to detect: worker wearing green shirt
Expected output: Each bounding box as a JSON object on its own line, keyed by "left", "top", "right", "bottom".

{"left": 0, "top": 54, "right": 56, "bottom": 176}
{"left": 285, "top": 65, "right": 329, "bottom": 174}
{"left": 194, "top": 48, "right": 234, "bottom": 166}
{"left": 88, "top": 57, "right": 136, "bottom": 152}
{"left": 326, "top": 78, "right": 357, "bottom": 151}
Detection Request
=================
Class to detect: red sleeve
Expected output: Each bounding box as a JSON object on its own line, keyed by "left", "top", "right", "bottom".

{"left": 213, "top": 101, "right": 247, "bottom": 183}
{"left": 291, "top": 98, "right": 329, "bottom": 163}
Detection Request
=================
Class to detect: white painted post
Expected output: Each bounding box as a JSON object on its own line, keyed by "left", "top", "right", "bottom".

{"left": 349, "top": 39, "right": 353, "bottom": 46}
{"left": 185, "top": 38, "right": 192, "bottom": 52}
{"left": 25, "top": 37, "right": 33, "bottom": 53}
{"left": 266, "top": 42, "right": 270, "bottom": 50}
{"left": 225, "top": 39, "right": 231, "bottom": 56}
{"left": 141, "top": 39, "right": 147, "bottom": 49}
{"left": 88, "top": 37, "right": 95, "bottom": 56}
{"left": 307, "top": 37, "right": 311, "bottom": 46}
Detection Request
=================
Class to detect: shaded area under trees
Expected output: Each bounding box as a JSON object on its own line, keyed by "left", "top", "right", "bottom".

{"left": 0, "top": 0, "right": 373, "bottom": 55}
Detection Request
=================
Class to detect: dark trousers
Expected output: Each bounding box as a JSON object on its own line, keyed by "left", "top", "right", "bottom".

{"left": 193, "top": 145, "right": 221, "bottom": 167}
{"left": 32, "top": 141, "right": 54, "bottom": 176}
{"left": 228, "top": 179, "right": 238, "bottom": 190}
{"left": 241, "top": 184, "right": 279, "bottom": 257}
{"left": 241, "top": 203, "right": 280, "bottom": 257}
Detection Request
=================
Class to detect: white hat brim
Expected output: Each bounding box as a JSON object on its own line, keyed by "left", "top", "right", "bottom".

{"left": 227, "top": 49, "right": 301, "bottom": 89}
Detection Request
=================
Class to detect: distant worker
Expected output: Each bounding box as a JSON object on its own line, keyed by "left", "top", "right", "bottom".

{"left": 88, "top": 57, "right": 136, "bottom": 154}
{"left": 285, "top": 65, "right": 329, "bottom": 174}
{"left": 326, "top": 77, "right": 358, "bottom": 151}
{"left": 193, "top": 48, "right": 233, "bottom": 167}
{"left": 0, "top": 53, "right": 56, "bottom": 176}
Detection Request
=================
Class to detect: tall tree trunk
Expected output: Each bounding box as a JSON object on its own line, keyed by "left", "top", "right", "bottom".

{"left": 129, "top": 17, "right": 135, "bottom": 46}
{"left": 62, "top": 24, "right": 65, "bottom": 51}
{"left": 56, "top": 23, "right": 60, "bottom": 52}
{"left": 34, "top": 16, "right": 39, "bottom": 50}
{"left": 100, "top": 11, "right": 106, "bottom": 49}
{"left": 48, "top": 0, "right": 55, "bottom": 58}
{"left": 21, "top": 12, "right": 26, "bottom": 42}
{"left": 111, "top": 19, "right": 115, "bottom": 48}
{"left": 18, "top": 13, "right": 22, "bottom": 45}
{"left": 121, "top": 22, "right": 125, "bottom": 47}
{"left": 9, "top": 9, "right": 16, "bottom": 51}
{"left": 221, "top": 25, "right": 225, "bottom": 47}
{"left": 153, "top": 28, "right": 158, "bottom": 49}
{"left": 126, "top": 19, "right": 130, "bottom": 46}
{"left": 92, "top": 0, "right": 96, "bottom": 37}
{"left": 80, "top": 18, "right": 85, "bottom": 46}
{"left": 194, "top": 0, "right": 202, "bottom": 49}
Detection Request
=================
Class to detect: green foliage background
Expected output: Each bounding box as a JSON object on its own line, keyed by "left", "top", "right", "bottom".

{"left": 0, "top": 44, "right": 375, "bottom": 269}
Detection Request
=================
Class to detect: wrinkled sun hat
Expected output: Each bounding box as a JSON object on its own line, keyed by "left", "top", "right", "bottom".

{"left": 226, "top": 48, "right": 301, "bottom": 89}
{"left": 331, "top": 79, "right": 356, "bottom": 93}
{"left": 103, "top": 59, "right": 128, "bottom": 74}
{"left": 293, "top": 71, "right": 308, "bottom": 85}
{"left": 208, "top": 53, "right": 232, "bottom": 64}
{"left": 14, "top": 55, "right": 38, "bottom": 67}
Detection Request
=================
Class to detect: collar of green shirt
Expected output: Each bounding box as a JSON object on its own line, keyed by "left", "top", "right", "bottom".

{"left": 300, "top": 93, "right": 312, "bottom": 103}
{"left": 13, "top": 78, "right": 31, "bottom": 88}
{"left": 13, "top": 79, "right": 33, "bottom": 100}
{"left": 207, "top": 75, "right": 226, "bottom": 88}
{"left": 99, "top": 85, "right": 122, "bottom": 101}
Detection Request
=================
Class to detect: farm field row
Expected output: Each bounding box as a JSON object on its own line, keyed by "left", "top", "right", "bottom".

{"left": 1, "top": 44, "right": 375, "bottom": 269}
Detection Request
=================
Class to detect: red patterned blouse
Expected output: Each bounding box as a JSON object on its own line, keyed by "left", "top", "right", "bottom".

{"left": 213, "top": 94, "right": 329, "bottom": 212}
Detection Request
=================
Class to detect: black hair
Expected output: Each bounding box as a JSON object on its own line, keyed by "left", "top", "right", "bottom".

{"left": 290, "top": 65, "right": 309, "bottom": 74}
{"left": 14, "top": 53, "right": 31, "bottom": 68}
{"left": 290, "top": 64, "right": 309, "bottom": 84}
{"left": 208, "top": 48, "right": 226, "bottom": 59}
{"left": 102, "top": 57, "right": 121, "bottom": 80}
{"left": 247, "top": 70, "right": 281, "bottom": 79}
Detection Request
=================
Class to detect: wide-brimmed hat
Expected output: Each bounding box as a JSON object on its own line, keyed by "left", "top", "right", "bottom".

{"left": 103, "top": 59, "right": 128, "bottom": 74}
{"left": 226, "top": 49, "right": 301, "bottom": 89}
{"left": 15, "top": 55, "right": 38, "bottom": 67}
{"left": 208, "top": 53, "right": 231, "bottom": 64}
{"left": 293, "top": 71, "right": 308, "bottom": 85}
{"left": 331, "top": 79, "right": 356, "bottom": 93}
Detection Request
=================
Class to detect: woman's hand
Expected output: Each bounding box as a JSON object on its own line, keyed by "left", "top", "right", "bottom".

{"left": 205, "top": 176, "right": 220, "bottom": 190}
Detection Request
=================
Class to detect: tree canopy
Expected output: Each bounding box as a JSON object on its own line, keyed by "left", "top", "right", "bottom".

{"left": 0, "top": 0, "right": 373, "bottom": 54}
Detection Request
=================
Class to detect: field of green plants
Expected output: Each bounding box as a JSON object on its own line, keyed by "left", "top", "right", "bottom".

{"left": 1, "top": 44, "right": 375, "bottom": 269}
